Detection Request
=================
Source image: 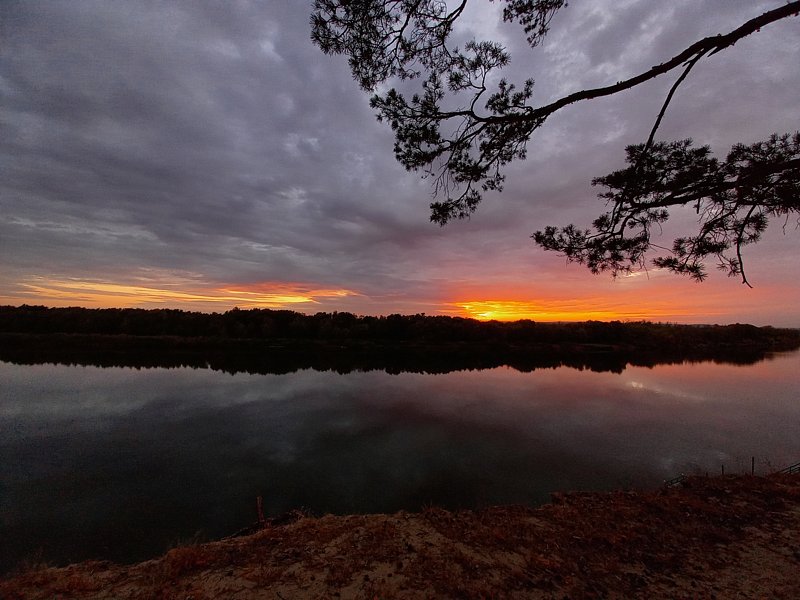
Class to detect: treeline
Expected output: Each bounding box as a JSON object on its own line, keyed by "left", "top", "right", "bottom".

{"left": 2, "top": 305, "right": 799, "bottom": 350}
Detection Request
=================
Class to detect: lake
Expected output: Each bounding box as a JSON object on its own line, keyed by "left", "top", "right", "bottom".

{"left": 2, "top": 351, "right": 800, "bottom": 572}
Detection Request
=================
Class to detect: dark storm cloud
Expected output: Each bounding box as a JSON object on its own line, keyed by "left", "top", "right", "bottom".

{"left": 1, "top": 1, "right": 798, "bottom": 319}
{"left": 1, "top": 1, "right": 440, "bottom": 285}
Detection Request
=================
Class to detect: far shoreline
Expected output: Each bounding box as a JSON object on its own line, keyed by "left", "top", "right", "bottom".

{"left": 2, "top": 305, "right": 799, "bottom": 375}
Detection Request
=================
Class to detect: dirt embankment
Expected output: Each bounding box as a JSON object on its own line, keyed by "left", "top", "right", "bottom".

{"left": 2, "top": 474, "right": 799, "bottom": 599}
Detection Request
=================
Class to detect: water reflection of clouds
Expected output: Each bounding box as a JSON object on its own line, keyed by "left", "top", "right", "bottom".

{"left": 625, "top": 379, "right": 706, "bottom": 402}
{"left": 2, "top": 352, "right": 800, "bottom": 572}
{"left": 0, "top": 362, "right": 333, "bottom": 420}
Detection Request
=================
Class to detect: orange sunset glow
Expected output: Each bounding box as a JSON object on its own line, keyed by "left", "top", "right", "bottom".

{"left": 3, "top": 270, "right": 797, "bottom": 325}
{"left": 3, "top": 274, "right": 770, "bottom": 324}
{"left": 451, "top": 300, "right": 703, "bottom": 322}
{"left": 6, "top": 277, "right": 358, "bottom": 310}
{"left": 428, "top": 258, "right": 800, "bottom": 326}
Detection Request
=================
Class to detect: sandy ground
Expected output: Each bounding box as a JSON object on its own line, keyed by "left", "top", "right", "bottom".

{"left": 2, "top": 473, "right": 798, "bottom": 599}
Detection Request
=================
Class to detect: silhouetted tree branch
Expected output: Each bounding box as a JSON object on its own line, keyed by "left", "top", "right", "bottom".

{"left": 311, "top": 1, "right": 800, "bottom": 281}
{"left": 533, "top": 135, "right": 800, "bottom": 285}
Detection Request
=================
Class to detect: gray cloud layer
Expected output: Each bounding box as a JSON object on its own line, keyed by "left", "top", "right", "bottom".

{"left": 1, "top": 1, "right": 798, "bottom": 320}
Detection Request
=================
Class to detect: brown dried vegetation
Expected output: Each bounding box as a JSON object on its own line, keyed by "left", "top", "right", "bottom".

{"left": 2, "top": 473, "right": 798, "bottom": 599}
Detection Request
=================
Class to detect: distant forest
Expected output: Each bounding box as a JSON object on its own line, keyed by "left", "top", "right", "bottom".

{"left": 2, "top": 305, "right": 799, "bottom": 375}
{"left": 2, "top": 305, "right": 799, "bottom": 346}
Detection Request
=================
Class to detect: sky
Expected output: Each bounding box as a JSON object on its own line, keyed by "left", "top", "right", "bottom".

{"left": 1, "top": 0, "right": 798, "bottom": 325}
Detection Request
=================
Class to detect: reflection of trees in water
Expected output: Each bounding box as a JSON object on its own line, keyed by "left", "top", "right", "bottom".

{"left": 0, "top": 332, "right": 794, "bottom": 376}
{"left": 2, "top": 306, "right": 798, "bottom": 374}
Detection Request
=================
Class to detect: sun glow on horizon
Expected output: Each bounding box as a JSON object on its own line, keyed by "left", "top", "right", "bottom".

{"left": 452, "top": 299, "right": 717, "bottom": 322}
{"left": 5, "top": 274, "right": 793, "bottom": 326}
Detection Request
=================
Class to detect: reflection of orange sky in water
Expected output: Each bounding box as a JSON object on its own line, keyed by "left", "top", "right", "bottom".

{"left": 11, "top": 277, "right": 357, "bottom": 309}
{"left": 622, "top": 353, "right": 800, "bottom": 389}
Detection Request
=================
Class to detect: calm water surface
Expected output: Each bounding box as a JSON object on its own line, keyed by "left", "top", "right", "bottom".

{"left": 2, "top": 352, "right": 800, "bottom": 571}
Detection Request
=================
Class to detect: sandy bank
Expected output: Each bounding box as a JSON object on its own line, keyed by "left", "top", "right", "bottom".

{"left": 2, "top": 473, "right": 798, "bottom": 599}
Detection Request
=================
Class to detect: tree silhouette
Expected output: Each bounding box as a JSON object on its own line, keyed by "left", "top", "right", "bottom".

{"left": 311, "top": 1, "right": 800, "bottom": 283}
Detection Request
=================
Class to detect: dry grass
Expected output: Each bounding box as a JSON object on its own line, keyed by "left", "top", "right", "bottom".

{"left": 2, "top": 473, "right": 799, "bottom": 599}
